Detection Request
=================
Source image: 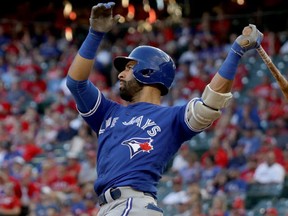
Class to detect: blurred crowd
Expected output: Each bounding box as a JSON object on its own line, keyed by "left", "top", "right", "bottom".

{"left": 0, "top": 10, "right": 288, "bottom": 216}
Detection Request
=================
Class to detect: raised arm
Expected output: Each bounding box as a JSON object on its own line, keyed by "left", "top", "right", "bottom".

{"left": 209, "top": 24, "right": 263, "bottom": 93}
{"left": 68, "top": 2, "right": 120, "bottom": 81}
{"left": 187, "top": 24, "right": 263, "bottom": 131}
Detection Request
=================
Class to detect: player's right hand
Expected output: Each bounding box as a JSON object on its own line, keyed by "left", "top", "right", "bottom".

{"left": 89, "top": 2, "right": 120, "bottom": 33}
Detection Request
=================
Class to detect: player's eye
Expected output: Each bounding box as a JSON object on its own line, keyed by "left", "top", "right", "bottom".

{"left": 125, "top": 65, "right": 133, "bottom": 70}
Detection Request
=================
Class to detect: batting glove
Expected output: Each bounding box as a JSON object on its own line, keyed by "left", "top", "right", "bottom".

{"left": 231, "top": 24, "right": 263, "bottom": 56}
{"left": 89, "top": 2, "right": 120, "bottom": 33}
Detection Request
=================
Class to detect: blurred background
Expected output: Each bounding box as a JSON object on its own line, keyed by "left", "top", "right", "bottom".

{"left": 0, "top": 0, "right": 288, "bottom": 216}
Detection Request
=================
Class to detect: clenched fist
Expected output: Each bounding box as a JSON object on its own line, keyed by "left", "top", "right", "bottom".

{"left": 89, "top": 2, "right": 120, "bottom": 33}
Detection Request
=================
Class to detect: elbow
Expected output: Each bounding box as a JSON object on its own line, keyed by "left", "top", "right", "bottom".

{"left": 66, "top": 75, "right": 73, "bottom": 91}
{"left": 66, "top": 75, "right": 82, "bottom": 93}
{"left": 65, "top": 75, "right": 89, "bottom": 94}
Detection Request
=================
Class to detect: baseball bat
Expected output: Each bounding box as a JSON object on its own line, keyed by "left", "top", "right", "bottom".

{"left": 256, "top": 45, "right": 288, "bottom": 100}
{"left": 242, "top": 26, "right": 288, "bottom": 101}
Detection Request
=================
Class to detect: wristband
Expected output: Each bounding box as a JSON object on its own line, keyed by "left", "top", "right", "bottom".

{"left": 78, "top": 28, "right": 105, "bottom": 59}
{"left": 230, "top": 42, "right": 245, "bottom": 57}
{"left": 218, "top": 44, "right": 242, "bottom": 80}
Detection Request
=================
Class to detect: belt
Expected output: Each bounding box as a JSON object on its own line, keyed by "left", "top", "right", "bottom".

{"left": 98, "top": 187, "right": 154, "bottom": 206}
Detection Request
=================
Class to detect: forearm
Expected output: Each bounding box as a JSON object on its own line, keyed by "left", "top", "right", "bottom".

{"left": 209, "top": 42, "right": 243, "bottom": 93}
{"left": 209, "top": 24, "right": 263, "bottom": 94}
{"left": 209, "top": 73, "right": 234, "bottom": 93}
{"left": 68, "top": 29, "right": 105, "bottom": 81}
{"left": 68, "top": 54, "right": 95, "bottom": 81}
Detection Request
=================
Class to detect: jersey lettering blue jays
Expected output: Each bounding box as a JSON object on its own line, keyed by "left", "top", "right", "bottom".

{"left": 79, "top": 88, "right": 201, "bottom": 196}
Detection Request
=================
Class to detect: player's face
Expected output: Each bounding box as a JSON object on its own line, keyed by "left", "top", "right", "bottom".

{"left": 118, "top": 61, "right": 143, "bottom": 102}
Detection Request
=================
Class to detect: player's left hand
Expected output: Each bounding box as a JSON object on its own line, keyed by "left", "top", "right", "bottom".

{"left": 236, "top": 24, "right": 263, "bottom": 50}
{"left": 89, "top": 2, "right": 120, "bottom": 33}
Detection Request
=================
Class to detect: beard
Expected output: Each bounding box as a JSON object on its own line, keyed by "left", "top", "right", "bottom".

{"left": 119, "top": 78, "right": 144, "bottom": 102}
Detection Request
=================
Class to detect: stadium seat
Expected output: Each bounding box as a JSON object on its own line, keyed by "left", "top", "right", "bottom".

{"left": 245, "top": 183, "right": 284, "bottom": 209}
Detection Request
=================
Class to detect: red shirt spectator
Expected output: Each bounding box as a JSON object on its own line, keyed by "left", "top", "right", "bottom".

{"left": 22, "top": 143, "right": 43, "bottom": 162}
{"left": 20, "top": 74, "right": 47, "bottom": 102}
{"left": 0, "top": 101, "right": 11, "bottom": 120}
{"left": 240, "top": 157, "right": 258, "bottom": 184}
{"left": 20, "top": 169, "right": 41, "bottom": 203}
{"left": 15, "top": 136, "right": 43, "bottom": 162}
{"left": 258, "top": 136, "right": 284, "bottom": 165}
{"left": 0, "top": 175, "right": 21, "bottom": 216}
{"left": 253, "top": 75, "right": 273, "bottom": 99}
{"left": 48, "top": 163, "right": 78, "bottom": 193}
{"left": 35, "top": 157, "right": 58, "bottom": 187}
{"left": 0, "top": 191, "right": 21, "bottom": 216}
{"left": 187, "top": 72, "right": 211, "bottom": 94}
{"left": 65, "top": 152, "right": 81, "bottom": 179}
{"left": 201, "top": 137, "right": 228, "bottom": 168}
{"left": 265, "top": 207, "right": 278, "bottom": 216}
{"left": 0, "top": 170, "right": 22, "bottom": 199}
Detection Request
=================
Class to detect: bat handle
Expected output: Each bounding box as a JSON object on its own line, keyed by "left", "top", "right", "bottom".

{"left": 256, "top": 45, "right": 279, "bottom": 79}
{"left": 256, "top": 45, "right": 288, "bottom": 100}
{"left": 256, "top": 45, "right": 272, "bottom": 65}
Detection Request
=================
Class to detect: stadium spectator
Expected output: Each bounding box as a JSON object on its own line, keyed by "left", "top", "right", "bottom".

{"left": 189, "top": 201, "right": 206, "bottom": 216}
{"left": 264, "top": 207, "right": 278, "bottom": 216}
{"left": 229, "top": 196, "right": 246, "bottom": 216}
{"left": 78, "top": 150, "right": 98, "bottom": 185}
{"left": 9, "top": 156, "right": 25, "bottom": 180}
{"left": 178, "top": 151, "right": 202, "bottom": 185}
{"left": 69, "top": 191, "right": 86, "bottom": 215}
{"left": 65, "top": 151, "right": 81, "bottom": 179}
{"left": 266, "top": 119, "right": 288, "bottom": 150}
{"left": 162, "top": 176, "right": 189, "bottom": 206}
{"left": 35, "top": 156, "right": 58, "bottom": 188}
{"left": 207, "top": 194, "right": 229, "bottom": 216}
{"left": 174, "top": 200, "right": 191, "bottom": 216}
{"left": 31, "top": 186, "right": 61, "bottom": 216}
{"left": 171, "top": 142, "right": 190, "bottom": 174}
{"left": 0, "top": 182, "right": 21, "bottom": 216}
{"left": 253, "top": 151, "right": 285, "bottom": 184}
{"left": 252, "top": 75, "right": 274, "bottom": 99}
{"left": 236, "top": 126, "right": 261, "bottom": 157}
{"left": 53, "top": 117, "right": 78, "bottom": 143}
{"left": 0, "top": 168, "right": 22, "bottom": 199}
{"left": 240, "top": 156, "right": 258, "bottom": 184}
{"left": 185, "top": 183, "right": 203, "bottom": 209}
{"left": 200, "top": 155, "right": 222, "bottom": 189}
{"left": 232, "top": 99, "right": 262, "bottom": 130}
{"left": 224, "top": 168, "right": 247, "bottom": 199}
{"left": 47, "top": 162, "right": 78, "bottom": 193}
{"left": 201, "top": 137, "right": 229, "bottom": 168}
{"left": 228, "top": 144, "right": 247, "bottom": 171}
{"left": 206, "top": 170, "right": 228, "bottom": 197}
{"left": 258, "top": 136, "right": 284, "bottom": 165}
{"left": 81, "top": 182, "right": 100, "bottom": 215}
{"left": 19, "top": 165, "right": 41, "bottom": 216}
{"left": 67, "top": 124, "right": 93, "bottom": 155}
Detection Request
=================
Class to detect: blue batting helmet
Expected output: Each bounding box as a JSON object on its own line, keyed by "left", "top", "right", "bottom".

{"left": 114, "top": 45, "right": 176, "bottom": 96}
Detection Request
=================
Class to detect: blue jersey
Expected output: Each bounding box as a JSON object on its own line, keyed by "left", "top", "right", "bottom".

{"left": 69, "top": 78, "right": 201, "bottom": 197}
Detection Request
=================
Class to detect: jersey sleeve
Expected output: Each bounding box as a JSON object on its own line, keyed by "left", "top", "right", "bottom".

{"left": 172, "top": 103, "right": 202, "bottom": 142}
{"left": 66, "top": 75, "right": 116, "bottom": 134}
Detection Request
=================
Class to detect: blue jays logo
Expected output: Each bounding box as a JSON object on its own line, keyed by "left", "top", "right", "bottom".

{"left": 121, "top": 137, "right": 154, "bottom": 159}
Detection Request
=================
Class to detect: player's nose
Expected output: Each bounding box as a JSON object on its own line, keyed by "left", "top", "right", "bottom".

{"left": 118, "top": 69, "right": 129, "bottom": 80}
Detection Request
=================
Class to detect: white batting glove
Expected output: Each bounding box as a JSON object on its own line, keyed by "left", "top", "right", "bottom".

{"left": 232, "top": 24, "right": 263, "bottom": 56}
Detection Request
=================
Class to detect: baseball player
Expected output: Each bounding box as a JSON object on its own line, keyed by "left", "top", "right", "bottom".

{"left": 66, "top": 2, "right": 263, "bottom": 216}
